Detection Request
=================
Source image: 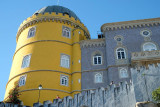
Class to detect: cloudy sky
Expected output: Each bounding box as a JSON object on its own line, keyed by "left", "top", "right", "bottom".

{"left": 0, "top": 0, "right": 160, "bottom": 101}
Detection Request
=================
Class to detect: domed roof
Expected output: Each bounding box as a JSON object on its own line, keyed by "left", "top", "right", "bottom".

{"left": 34, "top": 5, "right": 80, "bottom": 21}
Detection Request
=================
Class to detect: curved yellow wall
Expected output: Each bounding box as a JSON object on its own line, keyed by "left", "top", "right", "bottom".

{"left": 4, "top": 13, "right": 90, "bottom": 106}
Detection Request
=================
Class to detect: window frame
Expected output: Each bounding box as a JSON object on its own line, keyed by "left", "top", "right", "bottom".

{"left": 143, "top": 42, "right": 157, "bottom": 51}
{"left": 60, "top": 54, "right": 70, "bottom": 68}
{"left": 27, "top": 27, "right": 36, "bottom": 38}
{"left": 19, "top": 75, "right": 27, "bottom": 86}
{"left": 116, "top": 48, "right": 126, "bottom": 59}
{"left": 93, "top": 54, "right": 102, "bottom": 65}
{"left": 94, "top": 73, "right": 103, "bottom": 83}
{"left": 119, "top": 68, "right": 128, "bottom": 78}
{"left": 60, "top": 75, "right": 69, "bottom": 86}
{"left": 62, "top": 26, "right": 71, "bottom": 38}
{"left": 21, "top": 54, "right": 31, "bottom": 69}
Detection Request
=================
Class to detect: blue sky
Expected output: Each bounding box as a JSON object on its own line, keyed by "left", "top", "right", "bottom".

{"left": 0, "top": 0, "right": 160, "bottom": 101}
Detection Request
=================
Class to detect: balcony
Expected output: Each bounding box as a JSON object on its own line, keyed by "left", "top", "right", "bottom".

{"left": 131, "top": 50, "right": 160, "bottom": 65}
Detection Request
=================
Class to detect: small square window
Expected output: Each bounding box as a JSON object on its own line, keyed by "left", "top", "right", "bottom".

{"left": 93, "top": 54, "right": 102, "bottom": 65}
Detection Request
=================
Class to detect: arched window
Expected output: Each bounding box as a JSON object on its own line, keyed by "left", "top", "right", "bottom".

{"left": 60, "top": 75, "right": 68, "bottom": 86}
{"left": 28, "top": 27, "right": 36, "bottom": 38}
{"left": 143, "top": 42, "right": 157, "bottom": 51}
{"left": 116, "top": 48, "right": 126, "bottom": 59}
{"left": 93, "top": 54, "right": 102, "bottom": 65}
{"left": 120, "top": 68, "right": 128, "bottom": 78}
{"left": 62, "top": 26, "right": 71, "bottom": 38}
{"left": 19, "top": 75, "right": 27, "bottom": 86}
{"left": 21, "top": 54, "right": 31, "bottom": 68}
{"left": 95, "top": 73, "right": 102, "bottom": 83}
{"left": 61, "top": 54, "right": 70, "bottom": 68}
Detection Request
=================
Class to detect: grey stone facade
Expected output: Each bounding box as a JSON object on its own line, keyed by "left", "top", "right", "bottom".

{"left": 81, "top": 18, "right": 160, "bottom": 90}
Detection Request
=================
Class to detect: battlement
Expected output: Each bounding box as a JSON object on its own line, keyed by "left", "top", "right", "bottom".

{"left": 16, "top": 12, "right": 90, "bottom": 42}
{"left": 3, "top": 64, "right": 160, "bottom": 107}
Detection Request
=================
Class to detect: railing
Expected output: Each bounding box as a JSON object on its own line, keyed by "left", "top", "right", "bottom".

{"left": 131, "top": 50, "right": 160, "bottom": 61}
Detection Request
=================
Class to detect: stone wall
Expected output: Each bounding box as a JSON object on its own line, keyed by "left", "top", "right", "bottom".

{"left": 2, "top": 65, "right": 160, "bottom": 107}
{"left": 0, "top": 82, "right": 136, "bottom": 107}
{"left": 131, "top": 64, "right": 160, "bottom": 102}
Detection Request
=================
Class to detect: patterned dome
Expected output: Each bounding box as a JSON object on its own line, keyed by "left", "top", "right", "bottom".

{"left": 34, "top": 5, "right": 80, "bottom": 21}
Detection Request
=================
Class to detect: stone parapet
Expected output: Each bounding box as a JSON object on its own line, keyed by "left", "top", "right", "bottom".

{"left": 80, "top": 39, "right": 106, "bottom": 48}
{"left": 131, "top": 50, "right": 160, "bottom": 61}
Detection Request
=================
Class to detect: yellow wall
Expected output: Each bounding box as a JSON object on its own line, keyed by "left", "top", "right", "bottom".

{"left": 5, "top": 12, "right": 90, "bottom": 106}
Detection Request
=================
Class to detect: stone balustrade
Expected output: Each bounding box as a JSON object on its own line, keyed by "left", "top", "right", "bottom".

{"left": 131, "top": 50, "right": 160, "bottom": 62}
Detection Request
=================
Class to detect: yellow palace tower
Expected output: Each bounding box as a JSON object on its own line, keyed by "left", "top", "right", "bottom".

{"left": 4, "top": 5, "right": 90, "bottom": 106}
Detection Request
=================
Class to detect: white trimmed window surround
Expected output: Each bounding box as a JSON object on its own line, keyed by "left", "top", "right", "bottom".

{"left": 28, "top": 27, "right": 36, "bottom": 38}
{"left": 93, "top": 54, "right": 102, "bottom": 65}
{"left": 19, "top": 75, "right": 27, "bottom": 86}
{"left": 21, "top": 54, "right": 31, "bottom": 68}
{"left": 116, "top": 48, "right": 126, "bottom": 59}
{"left": 119, "top": 68, "right": 128, "bottom": 78}
{"left": 62, "top": 26, "right": 71, "bottom": 38}
{"left": 60, "top": 75, "right": 68, "bottom": 86}
{"left": 60, "top": 54, "right": 70, "bottom": 68}
{"left": 95, "top": 73, "right": 102, "bottom": 83}
{"left": 140, "top": 29, "right": 151, "bottom": 37}
{"left": 143, "top": 42, "right": 157, "bottom": 51}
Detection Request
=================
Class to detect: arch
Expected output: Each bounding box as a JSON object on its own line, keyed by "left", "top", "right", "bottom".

{"left": 62, "top": 26, "right": 71, "bottom": 38}
{"left": 116, "top": 48, "right": 126, "bottom": 59}
{"left": 21, "top": 54, "right": 31, "bottom": 68}
{"left": 143, "top": 42, "right": 157, "bottom": 51}
{"left": 95, "top": 73, "right": 102, "bottom": 83}
{"left": 28, "top": 27, "right": 36, "bottom": 38}
{"left": 60, "top": 75, "right": 68, "bottom": 86}
{"left": 60, "top": 54, "right": 70, "bottom": 68}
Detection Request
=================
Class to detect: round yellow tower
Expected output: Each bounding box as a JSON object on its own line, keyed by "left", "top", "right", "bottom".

{"left": 4, "top": 5, "right": 90, "bottom": 106}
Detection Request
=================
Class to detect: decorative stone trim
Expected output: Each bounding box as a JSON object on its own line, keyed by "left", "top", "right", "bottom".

{"left": 16, "top": 15, "right": 90, "bottom": 42}
{"left": 101, "top": 17, "right": 160, "bottom": 32}
{"left": 80, "top": 39, "right": 106, "bottom": 48}
{"left": 141, "top": 41, "right": 159, "bottom": 51}
{"left": 140, "top": 29, "right": 152, "bottom": 37}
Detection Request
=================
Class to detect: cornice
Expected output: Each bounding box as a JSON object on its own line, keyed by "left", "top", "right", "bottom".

{"left": 101, "top": 17, "right": 160, "bottom": 32}
{"left": 16, "top": 13, "right": 90, "bottom": 42}
{"left": 80, "top": 38, "right": 106, "bottom": 48}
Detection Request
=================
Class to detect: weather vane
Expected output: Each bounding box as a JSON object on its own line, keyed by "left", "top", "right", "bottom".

{"left": 57, "top": 0, "right": 60, "bottom": 5}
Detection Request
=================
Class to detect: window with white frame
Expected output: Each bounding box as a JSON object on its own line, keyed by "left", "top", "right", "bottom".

{"left": 143, "top": 42, "right": 157, "bottom": 51}
{"left": 28, "top": 27, "right": 36, "bottom": 38}
{"left": 93, "top": 54, "right": 102, "bottom": 65}
{"left": 19, "top": 75, "right": 27, "bottom": 86}
{"left": 60, "top": 54, "right": 70, "bottom": 68}
{"left": 119, "top": 68, "right": 128, "bottom": 78}
{"left": 62, "top": 26, "right": 71, "bottom": 38}
{"left": 60, "top": 75, "right": 68, "bottom": 86}
{"left": 116, "top": 48, "right": 126, "bottom": 59}
{"left": 21, "top": 54, "right": 31, "bottom": 68}
{"left": 95, "top": 73, "right": 102, "bottom": 83}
